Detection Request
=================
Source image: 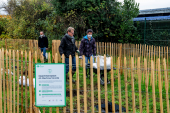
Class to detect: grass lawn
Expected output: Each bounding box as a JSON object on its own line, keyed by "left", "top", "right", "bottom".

{"left": 1, "top": 50, "right": 170, "bottom": 113}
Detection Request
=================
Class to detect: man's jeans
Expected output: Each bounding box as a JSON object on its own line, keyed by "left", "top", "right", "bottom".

{"left": 41, "top": 47, "right": 46, "bottom": 58}
{"left": 85, "top": 55, "right": 94, "bottom": 68}
{"left": 65, "top": 56, "right": 76, "bottom": 74}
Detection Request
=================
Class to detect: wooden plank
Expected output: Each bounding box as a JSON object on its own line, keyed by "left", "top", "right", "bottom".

{"left": 17, "top": 50, "right": 19, "bottom": 113}
{"left": 112, "top": 43, "right": 113, "bottom": 57}
{"left": 167, "top": 46, "right": 169, "bottom": 89}
{"left": 117, "top": 57, "right": 122, "bottom": 113}
{"left": 2, "top": 48, "right": 6, "bottom": 113}
{"left": 114, "top": 43, "right": 115, "bottom": 64}
{"left": 158, "top": 58, "right": 163, "bottom": 113}
{"left": 159, "top": 46, "right": 160, "bottom": 58}
{"left": 90, "top": 56, "right": 94, "bottom": 113}
{"left": 104, "top": 55, "right": 108, "bottom": 113}
{"left": 40, "top": 52, "right": 45, "bottom": 113}
{"left": 144, "top": 58, "right": 149, "bottom": 113}
{"left": 119, "top": 44, "right": 123, "bottom": 75}
{"left": 21, "top": 51, "right": 24, "bottom": 113}
{"left": 29, "top": 51, "right": 33, "bottom": 113}
{"left": 151, "top": 60, "right": 156, "bottom": 113}
{"left": 9, "top": 50, "right": 12, "bottom": 113}
{"left": 116, "top": 43, "right": 117, "bottom": 63}
{"left": 124, "top": 57, "right": 128, "bottom": 113}
{"left": 131, "top": 57, "right": 136, "bottom": 113}
{"left": 35, "top": 51, "right": 37, "bottom": 64}
{"left": 97, "top": 56, "right": 101, "bottom": 113}
{"left": 111, "top": 57, "right": 115, "bottom": 113}
{"left": 0, "top": 50, "right": 2, "bottom": 113}
{"left": 54, "top": 53, "right": 60, "bottom": 113}
{"left": 163, "top": 58, "right": 169, "bottom": 113}
{"left": 62, "top": 54, "right": 66, "bottom": 113}
{"left": 25, "top": 51, "right": 28, "bottom": 112}
{"left": 137, "top": 57, "right": 142, "bottom": 113}
{"left": 12, "top": 50, "right": 15, "bottom": 113}
{"left": 6, "top": 49, "right": 9, "bottom": 113}
{"left": 83, "top": 55, "right": 87, "bottom": 113}
{"left": 69, "top": 55, "right": 73, "bottom": 113}
{"left": 49, "top": 52, "right": 52, "bottom": 113}
{"left": 76, "top": 55, "right": 80, "bottom": 113}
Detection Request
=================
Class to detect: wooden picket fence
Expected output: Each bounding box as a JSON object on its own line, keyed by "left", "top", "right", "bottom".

{"left": 0, "top": 40, "right": 169, "bottom": 112}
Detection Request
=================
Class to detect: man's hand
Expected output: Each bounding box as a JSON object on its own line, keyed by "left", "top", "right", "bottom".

{"left": 46, "top": 48, "right": 48, "bottom": 50}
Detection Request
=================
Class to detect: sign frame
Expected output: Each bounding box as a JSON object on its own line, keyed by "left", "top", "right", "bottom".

{"left": 35, "top": 63, "right": 66, "bottom": 107}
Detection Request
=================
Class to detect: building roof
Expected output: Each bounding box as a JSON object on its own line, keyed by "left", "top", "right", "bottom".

{"left": 139, "top": 7, "right": 170, "bottom": 15}
{"left": 133, "top": 15, "right": 170, "bottom": 21}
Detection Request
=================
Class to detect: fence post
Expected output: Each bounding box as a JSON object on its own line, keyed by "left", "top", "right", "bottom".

{"left": 13, "top": 50, "right": 15, "bottom": 113}
{"left": 82, "top": 55, "right": 87, "bottom": 112}
{"left": 2, "top": 48, "right": 6, "bottom": 113}
{"left": 104, "top": 55, "right": 108, "bottom": 113}
{"left": 62, "top": 54, "right": 66, "bottom": 113}
{"left": 21, "top": 51, "right": 24, "bottom": 113}
{"left": 158, "top": 58, "right": 163, "bottom": 113}
{"left": 97, "top": 56, "right": 101, "bottom": 113}
{"left": 131, "top": 57, "right": 136, "bottom": 113}
{"left": 151, "top": 60, "right": 156, "bottom": 113}
{"left": 137, "top": 57, "right": 142, "bottom": 113}
{"left": 90, "top": 56, "right": 94, "bottom": 113}
{"left": 163, "top": 58, "right": 169, "bottom": 113}
{"left": 117, "top": 57, "right": 122, "bottom": 113}
{"left": 8, "top": 50, "right": 12, "bottom": 110}
{"left": 29, "top": 51, "right": 33, "bottom": 113}
{"left": 124, "top": 57, "right": 128, "bottom": 113}
{"left": 54, "top": 53, "right": 60, "bottom": 113}
{"left": 76, "top": 55, "right": 80, "bottom": 113}
{"left": 119, "top": 44, "right": 123, "bottom": 75}
{"left": 144, "top": 58, "right": 149, "bottom": 113}
{"left": 0, "top": 50, "right": 2, "bottom": 113}
{"left": 17, "top": 50, "right": 19, "bottom": 113}
{"left": 6, "top": 49, "right": 9, "bottom": 113}
{"left": 25, "top": 51, "right": 28, "bottom": 112}
{"left": 69, "top": 55, "right": 73, "bottom": 113}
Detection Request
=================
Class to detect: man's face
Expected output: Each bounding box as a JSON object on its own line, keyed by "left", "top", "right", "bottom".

{"left": 40, "top": 32, "right": 44, "bottom": 36}
{"left": 87, "top": 32, "right": 92, "bottom": 38}
{"left": 68, "top": 30, "right": 74, "bottom": 37}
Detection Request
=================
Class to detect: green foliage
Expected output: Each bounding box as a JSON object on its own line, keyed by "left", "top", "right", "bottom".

{"left": 51, "top": 0, "right": 140, "bottom": 42}
{"left": 0, "top": 18, "right": 9, "bottom": 38}
{"left": 1, "top": 0, "right": 140, "bottom": 45}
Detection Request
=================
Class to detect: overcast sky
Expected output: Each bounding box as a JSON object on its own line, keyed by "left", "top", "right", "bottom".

{"left": 0, "top": 0, "right": 170, "bottom": 15}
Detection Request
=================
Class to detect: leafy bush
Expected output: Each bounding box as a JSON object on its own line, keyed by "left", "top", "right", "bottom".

{"left": 51, "top": 0, "right": 140, "bottom": 42}
{"left": 1, "top": 0, "right": 140, "bottom": 45}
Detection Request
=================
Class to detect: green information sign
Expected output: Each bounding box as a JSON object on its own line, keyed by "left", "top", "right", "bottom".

{"left": 35, "top": 63, "right": 66, "bottom": 107}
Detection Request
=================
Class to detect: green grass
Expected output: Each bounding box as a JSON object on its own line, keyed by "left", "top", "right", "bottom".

{"left": 1, "top": 52, "right": 170, "bottom": 113}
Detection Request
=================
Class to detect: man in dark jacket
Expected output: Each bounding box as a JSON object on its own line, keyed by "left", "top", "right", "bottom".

{"left": 59, "top": 27, "right": 79, "bottom": 83}
{"left": 79, "top": 29, "right": 96, "bottom": 65}
{"left": 38, "top": 31, "right": 48, "bottom": 62}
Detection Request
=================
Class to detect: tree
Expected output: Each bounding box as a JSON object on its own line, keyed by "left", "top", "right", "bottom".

{"left": 51, "top": 0, "right": 140, "bottom": 42}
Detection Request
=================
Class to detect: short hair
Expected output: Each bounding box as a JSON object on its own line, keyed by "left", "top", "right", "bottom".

{"left": 40, "top": 31, "right": 44, "bottom": 33}
{"left": 67, "top": 27, "right": 74, "bottom": 33}
{"left": 86, "top": 29, "right": 93, "bottom": 34}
